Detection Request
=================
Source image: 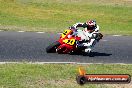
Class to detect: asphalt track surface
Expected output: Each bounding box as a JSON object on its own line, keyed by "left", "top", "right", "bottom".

{"left": 0, "top": 31, "right": 132, "bottom": 63}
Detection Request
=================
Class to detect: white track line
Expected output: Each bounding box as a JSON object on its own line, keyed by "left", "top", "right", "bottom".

{"left": 36, "top": 32, "right": 45, "bottom": 33}
{"left": 18, "top": 31, "right": 25, "bottom": 32}
{"left": 9, "top": 31, "right": 125, "bottom": 37}
{"left": 113, "top": 35, "right": 122, "bottom": 36}
{"left": 0, "top": 62, "right": 130, "bottom": 65}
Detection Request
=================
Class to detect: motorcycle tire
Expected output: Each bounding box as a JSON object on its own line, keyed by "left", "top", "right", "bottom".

{"left": 46, "top": 41, "right": 60, "bottom": 53}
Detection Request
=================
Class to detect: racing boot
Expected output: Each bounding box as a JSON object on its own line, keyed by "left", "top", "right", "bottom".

{"left": 83, "top": 48, "right": 92, "bottom": 56}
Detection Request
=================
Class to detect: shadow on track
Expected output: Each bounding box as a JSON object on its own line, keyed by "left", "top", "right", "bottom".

{"left": 70, "top": 52, "right": 112, "bottom": 57}
{"left": 89, "top": 52, "right": 112, "bottom": 57}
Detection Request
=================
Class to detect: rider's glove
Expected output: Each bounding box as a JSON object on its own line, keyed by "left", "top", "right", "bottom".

{"left": 94, "top": 33, "right": 103, "bottom": 41}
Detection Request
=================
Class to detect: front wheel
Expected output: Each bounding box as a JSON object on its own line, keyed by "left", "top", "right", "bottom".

{"left": 46, "top": 41, "right": 60, "bottom": 53}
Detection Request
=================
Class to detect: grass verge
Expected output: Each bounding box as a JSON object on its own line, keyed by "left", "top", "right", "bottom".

{"left": 0, "top": 63, "right": 132, "bottom": 88}
{"left": 0, "top": 0, "right": 132, "bottom": 35}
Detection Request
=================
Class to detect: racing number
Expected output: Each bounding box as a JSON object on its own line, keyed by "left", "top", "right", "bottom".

{"left": 63, "top": 39, "right": 75, "bottom": 45}
{"left": 63, "top": 30, "right": 67, "bottom": 35}
{"left": 61, "top": 30, "right": 71, "bottom": 38}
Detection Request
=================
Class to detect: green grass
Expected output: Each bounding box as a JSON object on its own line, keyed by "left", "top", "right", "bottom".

{"left": 0, "top": 0, "right": 132, "bottom": 35}
{"left": 0, "top": 63, "right": 132, "bottom": 88}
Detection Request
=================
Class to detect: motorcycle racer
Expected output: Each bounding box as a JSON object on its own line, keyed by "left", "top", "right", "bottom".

{"left": 70, "top": 20, "right": 103, "bottom": 55}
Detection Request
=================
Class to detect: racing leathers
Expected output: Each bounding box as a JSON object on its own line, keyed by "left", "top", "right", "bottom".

{"left": 70, "top": 22, "right": 102, "bottom": 54}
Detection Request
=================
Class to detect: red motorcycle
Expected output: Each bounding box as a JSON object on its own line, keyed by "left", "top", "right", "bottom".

{"left": 46, "top": 29, "right": 81, "bottom": 54}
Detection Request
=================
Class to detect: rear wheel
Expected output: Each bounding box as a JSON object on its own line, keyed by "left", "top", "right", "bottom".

{"left": 46, "top": 41, "right": 60, "bottom": 53}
